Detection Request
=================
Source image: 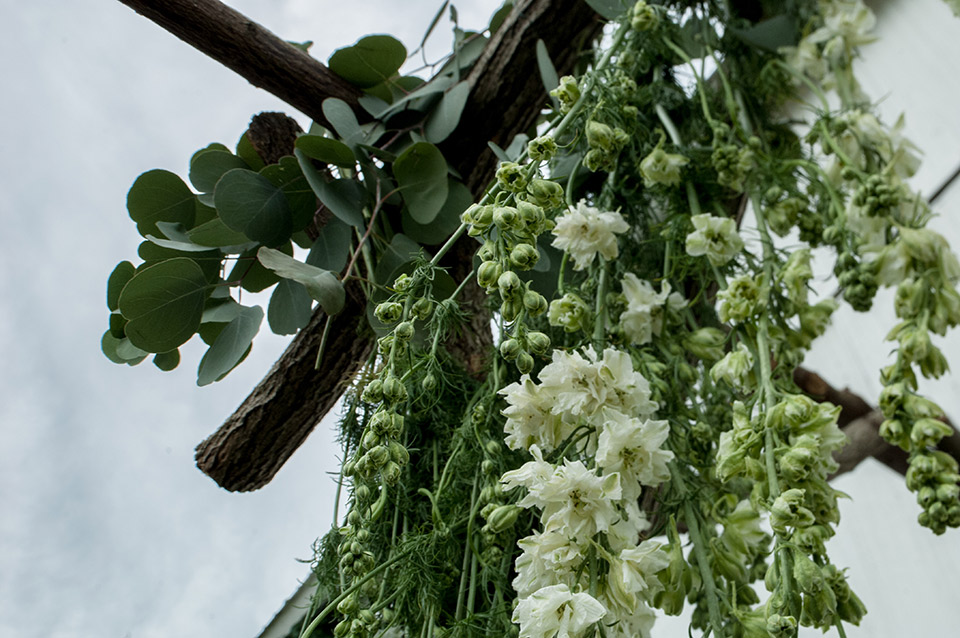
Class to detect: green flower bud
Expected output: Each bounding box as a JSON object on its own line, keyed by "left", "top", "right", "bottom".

{"left": 360, "top": 429, "right": 380, "bottom": 451}
{"left": 639, "top": 146, "right": 689, "bottom": 187}
{"left": 484, "top": 504, "right": 521, "bottom": 533}
{"left": 361, "top": 379, "right": 383, "bottom": 404}
{"left": 792, "top": 551, "right": 825, "bottom": 594}
{"left": 337, "top": 594, "right": 359, "bottom": 615}
{"left": 526, "top": 179, "right": 564, "bottom": 209}
{"left": 497, "top": 270, "right": 522, "bottom": 297}
{"left": 367, "top": 445, "right": 390, "bottom": 468}
{"left": 586, "top": 120, "right": 617, "bottom": 152}
{"left": 481, "top": 459, "right": 496, "bottom": 475}
{"left": 477, "top": 240, "right": 497, "bottom": 262}
{"left": 765, "top": 614, "right": 797, "bottom": 638}
{"left": 381, "top": 376, "right": 407, "bottom": 404}
{"left": 394, "top": 320, "right": 415, "bottom": 342}
{"left": 717, "top": 274, "right": 764, "bottom": 323}
{"left": 548, "top": 293, "right": 590, "bottom": 332}
{"left": 381, "top": 461, "right": 402, "bottom": 485}
{"left": 477, "top": 260, "right": 502, "bottom": 289}
{"left": 522, "top": 289, "right": 548, "bottom": 316}
{"left": 374, "top": 301, "right": 403, "bottom": 325}
{"left": 388, "top": 440, "right": 409, "bottom": 465}
{"left": 334, "top": 621, "right": 351, "bottom": 638}
{"left": 526, "top": 331, "right": 551, "bottom": 355}
{"left": 493, "top": 205, "right": 520, "bottom": 228}
{"left": 496, "top": 162, "right": 528, "bottom": 193}
{"left": 421, "top": 373, "right": 437, "bottom": 392}
{"left": 516, "top": 351, "right": 535, "bottom": 375}
{"left": 412, "top": 298, "right": 433, "bottom": 320}
{"left": 393, "top": 273, "right": 413, "bottom": 292}
{"left": 499, "top": 338, "right": 522, "bottom": 361}
{"left": 911, "top": 417, "right": 953, "bottom": 447}
{"left": 631, "top": 1, "right": 659, "bottom": 31}
{"left": 549, "top": 76, "right": 580, "bottom": 112}
{"left": 683, "top": 327, "right": 726, "bottom": 361}
{"left": 528, "top": 135, "right": 558, "bottom": 161}
{"left": 510, "top": 243, "right": 540, "bottom": 270}
{"left": 501, "top": 299, "right": 521, "bottom": 323}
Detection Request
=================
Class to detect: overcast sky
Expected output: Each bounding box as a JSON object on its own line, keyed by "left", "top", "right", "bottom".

{"left": 1, "top": 1, "right": 959, "bottom": 637}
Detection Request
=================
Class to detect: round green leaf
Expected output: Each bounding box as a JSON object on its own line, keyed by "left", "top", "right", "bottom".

{"left": 235, "top": 132, "right": 266, "bottom": 171}
{"left": 294, "top": 150, "right": 365, "bottom": 228}
{"left": 101, "top": 331, "right": 127, "bottom": 364}
{"left": 187, "top": 217, "right": 254, "bottom": 249}
{"left": 109, "top": 311, "right": 127, "bottom": 339}
{"left": 394, "top": 142, "right": 449, "bottom": 224}
{"left": 107, "top": 261, "right": 136, "bottom": 311}
{"left": 295, "top": 135, "right": 356, "bottom": 168}
{"left": 425, "top": 81, "right": 470, "bottom": 143}
{"left": 321, "top": 98, "right": 362, "bottom": 145}
{"left": 260, "top": 157, "right": 315, "bottom": 232}
{"left": 189, "top": 149, "right": 249, "bottom": 192}
{"left": 214, "top": 168, "right": 293, "bottom": 247}
{"left": 307, "top": 216, "right": 352, "bottom": 272}
{"left": 257, "top": 247, "right": 345, "bottom": 315}
{"left": 127, "top": 169, "right": 196, "bottom": 238}
{"left": 329, "top": 35, "right": 407, "bottom": 89}
{"left": 268, "top": 279, "right": 314, "bottom": 335}
{"left": 153, "top": 349, "right": 181, "bottom": 372}
{"left": 402, "top": 179, "right": 471, "bottom": 245}
{"left": 197, "top": 305, "right": 263, "bottom": 386}
{"left": 118, "top": 257, "right": 209, "bottom": 353}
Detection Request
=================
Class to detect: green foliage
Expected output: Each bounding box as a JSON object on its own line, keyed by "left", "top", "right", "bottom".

{"left": 126, "top": 169, "right": 195, "bottom": 237}
{"left": 394, "top": 142, "right": 448, "bottom": 223}
{"left": 117, "top": 257, "right": 209, "bottom": 353}
{"left": 328, "top": 35, "right": 407, "bottom": 89}
{"left": 214, "top": 168, "right": 293, "bottom": 247}
{"left": 257, "top": 247, "right": 345, "bottom": 315}
{"left": 197, "top": 304, "right": 263, "bottom": 385}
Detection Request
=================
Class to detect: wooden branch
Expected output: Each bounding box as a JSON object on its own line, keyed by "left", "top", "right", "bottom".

{"left": 186, "top": 0, "right": 602, "bottom": 491}
{"left": 116, "top": 0, "right": 362, "bottom": 127}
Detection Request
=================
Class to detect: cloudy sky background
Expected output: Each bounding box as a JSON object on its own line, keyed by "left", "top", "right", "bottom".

{"left": 1, "top": 0, "right": 959, "bottom": 637}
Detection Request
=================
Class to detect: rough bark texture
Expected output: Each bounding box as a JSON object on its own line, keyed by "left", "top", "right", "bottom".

{"left": 116, "top": 0, "right": 362, "bottom": 128}
{"left": 164, "top": 0, "right": 602, "bottom": 491}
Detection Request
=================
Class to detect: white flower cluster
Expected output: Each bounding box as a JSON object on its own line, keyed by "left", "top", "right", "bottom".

{"left": 499, "top": 347, "right": 674, "bottom": 638}
{"left": 551, "top": 200, "right": 629, "bottom": 271}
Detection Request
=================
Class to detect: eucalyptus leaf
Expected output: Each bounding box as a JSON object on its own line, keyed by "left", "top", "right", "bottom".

{"left": 101, "top": 331, "right": 127, "bottom": 365}
{"left": 137, "top": 242, "right": 222, "bottom": 284}
{"left": 187, "top": 217, "right": 253, "bottom": 249}
{"left": 402, "top": 179, "right": 471, "bottom": 245}
{"left": 257, "top": 247, "right": 345, "bottom": 315}
{"left": 229, "top": 244, "right": 291, "bottom": 293}
{"left": 197, "top": 305, "right": 263, "bottom": 386}
{"left": 127, "top": 169, "right": 196, "bottom": 237}
{"left": 107, "top": 261, "right": 136, "bottom": 311}
{"left": 487, "top": 141, "right": 511, "bottom": 163}
{"left": 214, "top": 168, "right": 292, "bottom": 247}
{"left": 328, "top": 35, "right": 407, "bottom": 89}
{"left": 201, "top": 296, "right": 246, "bottom": 324}
{"left": 505, "top": 134, "right": 529, "bottom": 161}
{"left": 425, "top": 81, "right": 470, "bottom": 143}
{"left": 260, "top": 156, "right": 315, "bottom": 231}
{"left": 307, "top": 216, "right": 352, "bottom": 272}
{"left": 117, "top": 257, "right": 209, "bottom": 353}
{"left": 730, "top": 15, "right": 798, "bottom": 52}
{"left": 109, "top": 311, "right": 127, "bottom": 339}
{"left": 153, "top": 349, "right": 181, "bottom": 372}
{"left": 583, "top": 0, "right": 628, "bottom": 20}
{"left": 322, "top": 98, "right": 362, "bottom": 145}
{"left": 146, "top": 221, "right": 213, "bottom": 253}
{"left": 268, "top": 279, "right": 314, "bottom": 335}
{"left": 535, "top": 39, "right": 560, "bottom": 94}
{"left": 295, "top": 135, "right": 356, "bottom": 167}
{"left": 189, "top": 149, "right": 248, "bottom": 192}
{"left": 489, "top": 2, "right": 513, "bottom": 34}
{"left": 236, "top": 132, "right": 266, "bottom": 171}
{"left": 295, "top": 149, "right": 365, "bottom": 228}
{"left": 394, "top": 142, "right": 449, "bottom": 224}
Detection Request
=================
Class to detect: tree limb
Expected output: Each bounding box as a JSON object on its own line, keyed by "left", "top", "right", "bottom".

{"left": 116, "top": 0, "right": 363, "bottom": 128}
{"left": 187, "top": 0, "right": 602, "bottom": 491}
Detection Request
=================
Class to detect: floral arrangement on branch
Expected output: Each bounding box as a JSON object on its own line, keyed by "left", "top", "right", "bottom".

{"left": 102, "top": 0, "right": 960, "bottom": 637}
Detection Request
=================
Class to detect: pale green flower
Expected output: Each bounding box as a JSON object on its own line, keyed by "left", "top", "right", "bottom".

{"left": 710, "top": 343, "right": 755, "bottom": 392}
{"left": 639, "top": 146, "right": 689, "bottom": 187}
{"left": 685, "top": 213, "right": 744, "bottom": 266}
{"left": 548, "top": 293, "right": 590, "bottom": 333}
{"left": 717, "top": 274, "right": 763, "bottom": 323}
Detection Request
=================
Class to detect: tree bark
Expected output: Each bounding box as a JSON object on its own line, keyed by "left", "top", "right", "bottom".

{"left": 178, "top": 0, "right": 602, "bottom": 491}
{"left": 116, "top": 0, "right": 363, "bottom": 128}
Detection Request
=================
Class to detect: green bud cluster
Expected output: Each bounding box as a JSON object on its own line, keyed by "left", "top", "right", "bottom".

{"left": 584, "top": 120, "right": 629, "bottom": 172}
{"left": 833, "top": 251, "right": 878, "bottom": 312}
{"left": 711, "top": 141, "right": 755, "bottom": 192}
{"left": 878, "top": 381, "right": 960, "bottom": 533}
{"left": 630, "top": 1, "right": 659, "bottom": 31}
{"left": 717, "top": 274, "right": 764, "bottom": 323}
{"left": 549, "top": 75, "right": 580, "bottom": 113}
{"left": 852, "top": 173, "right": 900, "bottom": 217}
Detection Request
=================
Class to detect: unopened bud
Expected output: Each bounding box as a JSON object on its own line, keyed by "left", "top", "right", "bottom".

{"left": 526, "top": 331, "right": 551, "bottom": 354}
{"left": 522, "top": 289, "right": 548, "bottom": 316}
{"left": 484, "top": 504, "right": 521, "bottom": 533}
{"left": 394, "top": 320, "right": 415, "bottom": 342}
{"left": 499, "top": 338, "right": 522, "bottom": 360}
{"left": 478, "top": 260, "right": 502, "bottom": 289}
{"left": 361, "top": 379, "right": 383, "bottom": 404}
{"left": 412, "top": 298, "right": 433, "bottom": 320}
{"left": 374, "top": 301, "right": 403, "bottom": 325}
{"left": 510, "top": 243, "right": 540, "bottom": 270}
{"left": 516, "top": 352, "right": 535, "bottom": 375}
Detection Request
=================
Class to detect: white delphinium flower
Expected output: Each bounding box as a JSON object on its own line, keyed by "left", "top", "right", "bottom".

{"left": 512, "top": 584, "right": 606, "bottom": 638}
{"left": 500, "top": 375, "right": 570, "bottom": 451}
{"left": 513, "top": 530, "right": 582, "bottom": 597}
{"left": 601, "top": 602, "right": 658, "bottom": 638}
{"left": 538, "top": 347, "right": 658, "bottom": 423}
{"left": 809, "top": 0, "right": 877, "bottom": 54}
{"left": 779, "top": 37, "right": 828, "bottom": 82}
{"left": 619, "top": 274, "right": 685, "bottom": 345}
{"left": 710, "top": 342, "right": 756, "bottom": 392}
{"left": 535, "top": 460, "right": 623, "bottom": 538}
{"left": 606, "top": 500, "right": 652, "bottom": 551}
{"left": 501, "top": 444, "right": 555, "bottom": 494}
{"left": 685, "top": 213, "right": 744, "bottom": 266}
{"left": 596, "top": 408, "right": 673, "bottom": 499}
{"left": 551, "top": 201, "right": 629, "bottom": 270}
{"left": 833, "top": 111, "right": 921, "bottom": 178}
